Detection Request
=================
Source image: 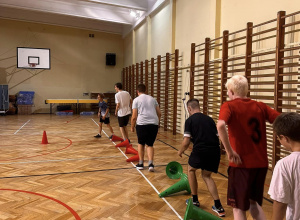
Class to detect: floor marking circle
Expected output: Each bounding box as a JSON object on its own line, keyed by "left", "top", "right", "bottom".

{"left": 0, "top": 188, "right": 81, "bottom": 219}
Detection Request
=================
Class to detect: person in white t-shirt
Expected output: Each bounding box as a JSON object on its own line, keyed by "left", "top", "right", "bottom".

{"left": 268, "top": 112, "right": 300, "bottom": 220}
{"left": 114, "top": 82, "right": 132, "bottom": 142}
{"left": 131, "top": 84, "right": 161, "bottom": 172}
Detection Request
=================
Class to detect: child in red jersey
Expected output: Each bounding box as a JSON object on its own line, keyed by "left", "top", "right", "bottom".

{"left": 217, "top": 75, "right": 280, "bottom": 220}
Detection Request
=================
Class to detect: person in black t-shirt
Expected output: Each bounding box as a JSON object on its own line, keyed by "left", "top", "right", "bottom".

{"left": 178, "top": 99, "right": 225, "bottom": 217}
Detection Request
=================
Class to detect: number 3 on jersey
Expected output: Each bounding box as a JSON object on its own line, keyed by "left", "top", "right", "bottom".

{"left": 248, "top": 117, "right": 261, "bottom": 144}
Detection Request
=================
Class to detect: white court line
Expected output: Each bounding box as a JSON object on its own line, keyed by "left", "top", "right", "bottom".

{"left": 14, "top": 119, "right": 31, "bottom": 135}
{"left": 91, "top": 118, "right": 183, "bottom": 220}
{"left": 0, "top": 155, "right": 123, "bottom": 165}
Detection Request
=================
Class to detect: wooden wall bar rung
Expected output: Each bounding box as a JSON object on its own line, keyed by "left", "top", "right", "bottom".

{"left": 279, "top": 80, "right": 298, "bottom": 84}
{"left": 279, "top": 63, "right": 299, "bottom": 68}
{"left": 226, "top": 55, "right": 246, "bottom": 62}
{"left": 228, "top": 42, "right": 247, "bottom": 49}
{"left": 226, "top": 28, "right": 247, "bottom": 36}
{"left": 285, "top": 29, "right": 300, "bottom": 35}
{"left": 282, "top": 10, "right": 300, "bottom": 18}
{"left": 195, "top": 48, "right": 205, "bottom": 53}
{"left": 280, "top": 46, "right": 300, "bottom": 52}
{"left": 282, "top": 55, "right": 300, "bottom": 60}
{"left": 248, "top": 50, "right": 276, "bottom": 58}
{"left": 252, "top": 35, "right": 276, "bottom": 43}
{"left": 249, "top": 81, "right": 275, "bottom": 85}
{"left": 280, "top": 72, "right": 299, "bottom": 76}
{"left": 227, "top": 63, "right": 245, "bottom": 68}
{"left": 248, "top": 73, "right": 275, "bottom": 78}
{"left": 247, "top": 65, "right": 275, "bottom": 71}
{"left": 251, "top": 27, "right": 277, "bottom": 37}
{"left": 227, "top": 36, "right": 247, "bottom": 43}
{"left": 225, "top": 68, "right": 246, "bottom": 73}
{"left": 282, "top": 20, "right": 300, "bottom": 28}
{"left": 250, "top": 58, "right": 276, "bottom": 64}
{"left": 279, "top": 89, "right": 297, "bottom": 92}
{"left": 252, "top": 18, "right": 277, "bottom": 28}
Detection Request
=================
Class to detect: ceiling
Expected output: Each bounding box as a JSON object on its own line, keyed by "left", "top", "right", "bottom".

{"left": 0, "top": 0, "right": 163, "bottom": 36}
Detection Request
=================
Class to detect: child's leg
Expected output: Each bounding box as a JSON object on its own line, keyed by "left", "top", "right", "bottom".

{"left": 249, "top": 200, "right": 266, "bottom": 220}
{"left": 201, "top": 170, "right": 220, "bottom": 200}
{"left": 106, "top": 123, "right": 114, "bottom": 135}
{"left": 99, "top": 122, "right": 103, "bottom": 134}
{"left": 187, "top": 165, "right": 198, "bottom": 197}
{"left": 146, "top": 145, "right": 154, "bottom": 162}
{"left": 233, "top": 208, "right": 247, "bottom": 220}
{"left": 138, "top": 144, "right": 145, "bottom": 163}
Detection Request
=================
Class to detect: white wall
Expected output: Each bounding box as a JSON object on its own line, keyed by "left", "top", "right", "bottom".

{"left": 150, "top": 1, "right": 172, "bottom": 58}
{"left": 135, "top": 20, "right": 148, "bottom": 63}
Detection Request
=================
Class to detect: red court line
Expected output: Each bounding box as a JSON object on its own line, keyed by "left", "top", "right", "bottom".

{"left": 0, "top": 136, "right": 72, "bottom": 161}
{"left": 65, "top": 116, "right": 81, "bottom": 124}
{"left": 0, "top": 189, "right": 81, "bottom": 220}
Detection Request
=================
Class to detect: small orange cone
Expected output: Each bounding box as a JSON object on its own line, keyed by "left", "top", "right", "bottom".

{"left": 41, "top": 130, "right": 48, "bottom": 144}
{"left": 110, "top": 135, "right": 124, "bottom": 142}
{"left": 115, "top": 139, "right": 130, "bottom": 148}
{"left": 125, "top": 146, "right": 138, "bottom": 155}
{"left": 126, "top": 154, "right": 139, "bottom": 162}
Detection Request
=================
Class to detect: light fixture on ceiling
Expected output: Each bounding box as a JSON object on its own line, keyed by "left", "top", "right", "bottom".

{"left": 130, "top": 9, "right": 140, "bottom": 19}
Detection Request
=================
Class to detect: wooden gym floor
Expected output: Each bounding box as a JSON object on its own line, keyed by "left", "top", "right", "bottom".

{"left": 0, "top": 114, "right": 273, "bottom": 220}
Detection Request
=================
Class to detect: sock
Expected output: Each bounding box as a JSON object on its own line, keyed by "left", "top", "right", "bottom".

{"left": 192, "top": 195, "right": 198, "bottom": 203}
{"left": 139, "top": 160, "right": 143, "bottom": 165}
{"left": 148, "top": 160, "right": 153, "bottom": 165}
{"left": 214, "top": 200, "right": 221, "bottom": 209}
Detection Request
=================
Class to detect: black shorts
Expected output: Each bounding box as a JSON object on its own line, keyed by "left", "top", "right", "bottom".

{"left": 227, "top": 167, "right": 268, "bottom": 211}
{"left": 100, "top": 117, "right": 110, "bottom": 124}
{"left": 118, "top": 115, "right": 130, "bottom": 127}
{"left": 188, "top": 148, "right": 220, "bottom": 173}
{"left": 136, "top": 124, "right": 158, "bottom": 146}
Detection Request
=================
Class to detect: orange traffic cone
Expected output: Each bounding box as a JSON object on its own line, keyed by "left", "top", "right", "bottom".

{"left": 41, "top": 130, "right": 48, "bottom": 144}
{"left": 126, "top": 154, "right": 139, "bottom": 162}
{"left": 110, "top": 135, "right": 124, "bottom": 142}
{"left": 125, "top": 146, "right": 138, "bottom": 155}
{"left": 115, "top": 139, "right": 130, "bottom": 148}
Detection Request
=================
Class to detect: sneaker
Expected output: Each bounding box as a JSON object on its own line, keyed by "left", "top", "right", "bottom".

{"left": 148, "top": 164, "right": 154, "bottom": 172}
{"left": 94, "top": 134, "right": 101, "bottom": 138}
{"left": 109, "top": 135, "right": 113, "bottom": 139}
{"left": 212, "top": 205, "right": 225, "bottom": 217}
{"left": 185, "top": 199, "right": 200, "bottom": 207}
{"left": 135, "top": 163, "right": 144, "bottom": 170}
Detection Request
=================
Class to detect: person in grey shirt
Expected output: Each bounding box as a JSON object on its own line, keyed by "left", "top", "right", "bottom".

{"left": 131, "top": 84, "right": 161, "bottom": 172}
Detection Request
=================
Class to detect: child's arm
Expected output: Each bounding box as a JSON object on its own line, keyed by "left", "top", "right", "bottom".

{"left": 115, "top": 103, "right": 119, "bottom": 116}
{"left": 178, "top": 137, "right": 190, "bottom": 157}
{"left": 217, "top": 120, "right": 242, "bottom": 165}
{"left": 98, "top": 108, "right": 100, "bottom": 118}
{"left": 272, "top": 200, "right": 287, "bottom": 220}
{"left": 131, "top": 108, "right": 138, "bottom": 132}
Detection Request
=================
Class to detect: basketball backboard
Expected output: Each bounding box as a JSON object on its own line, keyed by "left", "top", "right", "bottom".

{"left": 17, "top": 47, "right": 51, "bottom": 69}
